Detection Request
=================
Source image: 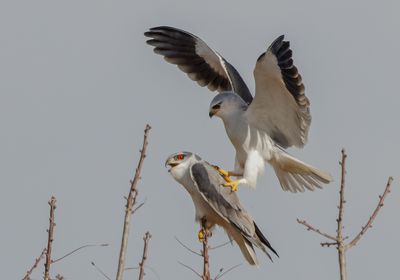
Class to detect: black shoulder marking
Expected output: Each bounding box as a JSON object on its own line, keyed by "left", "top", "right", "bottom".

{"left": 191, "top": 163, "right": 231, "bottom": 210}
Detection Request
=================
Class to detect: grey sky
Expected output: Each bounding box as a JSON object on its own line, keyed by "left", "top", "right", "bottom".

{"left": 1, "top": 0, "right": 399, "bottom": 279}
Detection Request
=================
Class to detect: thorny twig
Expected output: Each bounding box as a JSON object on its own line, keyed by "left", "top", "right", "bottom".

{"left": 116, "top": 124, "right": 151, "bottom": 280}
{"left": 138, "top": 231, "right": 152, "bottom": 280}
{"left": 44, "top": 196, "right": 56, "bottom": 280}
{"left": 22, "top": 248, "right": 46, "bottom": 280}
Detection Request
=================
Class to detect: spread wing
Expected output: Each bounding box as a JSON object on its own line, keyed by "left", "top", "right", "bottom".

{"left": 144, "top": 26, "right": 253, "bottom": 104}
{"left": 245, "top": 35, "right": 311, "bottom": 148}
{"left": 189, "top": 162, "right": 255, "bottom": 237}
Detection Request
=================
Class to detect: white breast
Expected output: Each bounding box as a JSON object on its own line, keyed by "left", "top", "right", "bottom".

{"left": 223, "top": 114, "right": 274, "bottom": 168}
{"left": 170, "top": 163, "right": 220, "bottom": 224}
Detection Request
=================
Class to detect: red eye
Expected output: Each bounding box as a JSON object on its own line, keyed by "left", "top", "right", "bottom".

{"left": 176, "top": 154, "right": 184, "bottom": 160}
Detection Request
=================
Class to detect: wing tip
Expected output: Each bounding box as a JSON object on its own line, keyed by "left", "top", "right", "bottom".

{"left": 254, "top": 222, "right": 279, "bottom": 258}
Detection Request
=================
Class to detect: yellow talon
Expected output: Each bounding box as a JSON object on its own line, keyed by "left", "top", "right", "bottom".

{"left": 198, "top": 229, "right": 205, "bottom": 242}
{"left": 223, "top": 180, "right": 240, "bottom": 192}
{"left": 212, "top": 165, "right": 233, "bottom": 183}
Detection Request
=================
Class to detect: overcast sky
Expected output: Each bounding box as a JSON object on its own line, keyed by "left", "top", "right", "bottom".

{"left": 1, "top": 1, "right": 399, "bottom": 279}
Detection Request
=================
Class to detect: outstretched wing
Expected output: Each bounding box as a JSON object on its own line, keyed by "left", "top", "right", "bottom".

{"left": 245, "top": 35, "right": 311, "bottom": 148}
{"left": 144, "top": 26, "right": 253, "bottom": 104}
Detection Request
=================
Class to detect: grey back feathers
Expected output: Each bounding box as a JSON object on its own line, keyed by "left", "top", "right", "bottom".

{"left": 190, "top": 161, "right": 278, "bottom": 259}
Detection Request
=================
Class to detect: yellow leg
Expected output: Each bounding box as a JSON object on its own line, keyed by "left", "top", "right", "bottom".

{"left": 223, "top": 180, "right": 240, "bottom": 192}
{"left": 212, "top": 165, "right": 233, "bottom": 182}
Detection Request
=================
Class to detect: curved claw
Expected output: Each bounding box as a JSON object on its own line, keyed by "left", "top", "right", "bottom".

{"left": 223, "top": 181, "right": 239, "bottom": 192}
{"left": 198, "top": 229, "right": 205, "bottom": 242}
{"left": 212, "top": 165, "right": 233, "bottom": 183}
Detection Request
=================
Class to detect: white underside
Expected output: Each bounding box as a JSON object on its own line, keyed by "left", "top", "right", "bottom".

{"left": 223, "top": 118, "right": 332, "bottom": 191}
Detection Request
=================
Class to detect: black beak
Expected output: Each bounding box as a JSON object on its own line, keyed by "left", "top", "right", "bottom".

{"left": 209, "top": 111, "right": 214, "bottom": 118}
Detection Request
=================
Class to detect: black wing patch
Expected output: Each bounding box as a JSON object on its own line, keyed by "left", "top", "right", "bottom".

{"left": 268, "top": 35, "right": 310, "bottom": 113}
{"left": 145, "top": 26, "right": 231, "bottom": 92}
{"left": 144, "top": 26, "right": 253, "bottom": 104}
{"left": 190, "top": 162, "right": 234, "bottom": 211}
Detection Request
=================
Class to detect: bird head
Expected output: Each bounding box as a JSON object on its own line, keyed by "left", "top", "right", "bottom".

{"left": 209, "top": 92, "right": 247, "bottom": 119}
{"left": 165, "top": 151, "right": 198, "bottom": 177}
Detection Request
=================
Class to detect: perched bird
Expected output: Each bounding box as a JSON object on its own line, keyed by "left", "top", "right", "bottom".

{"left": 165, "top": 151, "right": 278, "bottom": 265}
{"left": 146, "top": 26, "right": 333, "bottom": 192}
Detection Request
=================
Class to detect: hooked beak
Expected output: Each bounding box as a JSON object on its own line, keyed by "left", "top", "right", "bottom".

{"left": 209, "top": 103, "right": 221, "bottom": 118}
{"left": 165, "top": 158, "right": 178, "bottom": 169}
{"left": 209, "top": 108, "right": 218, "bottom": 118}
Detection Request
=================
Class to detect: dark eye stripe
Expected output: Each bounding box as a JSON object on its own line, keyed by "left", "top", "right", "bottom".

{"left": 212, "top": 103, "right": 221, "bottom": 110}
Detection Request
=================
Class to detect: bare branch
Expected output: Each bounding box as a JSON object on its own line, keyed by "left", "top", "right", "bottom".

{"left": 91, "top": 261, "right": 112, "bottom": 280}
{"left": 337, "top": 149, "right": 348, "bottom": 280}
{"left": 44, "top": 196, "right": 56, "bottom": 280}
{"left": 116, "top": 124, "right": 151, "bottom": 280}
{"left": 320, "top": 234, "right": 349, "bottom": 247}
{"left": 296, "top": 149, "right": 394, "bottom": 280}
{"left": 209, "top": 241, "right": 231, "bottom": 251}
{"left": 52, "top": 243, "right": 109, "bottom": 264}
{"left": 337, "top": 149, "right": 347, "bottom": 240}
{"left": 125, "top": 266, "right": 139, "bottom": 270}
{"left": 132, "top": 200, "right": 146, "bottom": 215}
{"left": 347, "top": 177, "right": 394, "bottom": 249}
{"left": 178, "top": 261, "right": 202, "bottom": 278}
{"left": 296, "top": 219, "right": 338, "bottom": 241}
{"left": 138, "top": 231, "right": 152, "bottom": 280}
{"left": 22, "top": 248, "right": 46, "bottom": 280}
{"left": 320, "top": 241, "right": 338, "bottom": 247}
{"left": 175, "top": 236, "right": 202, "bottom": 257}
{"left": 214, "top": 264, "right": 242, "bottom": 280}
{"left": 201, "top": 218, "right": 211, "bottom": 280}
{"left": 126, "top": 265, "right": 160, "bottom": 280}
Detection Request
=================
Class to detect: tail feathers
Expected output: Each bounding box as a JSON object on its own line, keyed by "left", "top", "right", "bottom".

{"left": 254, "top": 222, "right": 279, "bottom": 258}
{"left": 227, "top": 225, "right": 259, "bottom": 265}
{"left": 227, "top": 222, "right": 278, "bottom": 265}
{"left": 242, "top": 241, "right": 259, "bottom": 266}
{"left": 270, "top": 149, "right": 333, "bottom": 193}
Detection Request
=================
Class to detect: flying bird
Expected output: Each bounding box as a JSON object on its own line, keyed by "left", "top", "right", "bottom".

{"left": 146, "top": 26, "right": 332, "bottom": 192}
{"left": 165, "top": 151, "right": 278, "bottom": 265}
